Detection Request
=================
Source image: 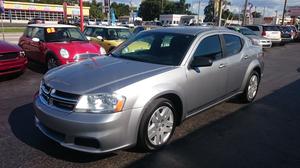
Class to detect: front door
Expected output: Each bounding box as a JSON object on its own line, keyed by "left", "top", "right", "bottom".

{"left": 185, "top": 34, "right": 228, "bottom": 114}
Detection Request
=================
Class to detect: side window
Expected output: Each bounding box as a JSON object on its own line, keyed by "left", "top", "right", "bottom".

{"left": 193, "top": 35, "right": 222, "bottom": 59}
{"left": 223, "top": 34, "right": 243, "bottom": 57}
{"left": 24, "top": 27, "right": 33, "bottom": 38}
{"left": 31, "top": 27, "right": 44, "bottom": 41}
{"left": 83, "top": 27, "right": 94, "bottom": 36}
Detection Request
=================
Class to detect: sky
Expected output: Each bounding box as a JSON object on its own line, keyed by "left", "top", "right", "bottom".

{"left": 92, "top": 0, "right": 300, "bottom": 17}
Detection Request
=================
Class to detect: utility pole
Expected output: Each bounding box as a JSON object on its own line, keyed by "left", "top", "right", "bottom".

{"left": 242, "top": 0, "right": 248, "bottom": 26}
{"left": 197, "top": 0, "right": 202, "bottom": 24}
{"left": 275, "top": 10, "right": 278, "bottom": 24}
{"left": 79, "top": 0, "right": 84, "bottom": 31}
{"left": 281, "top": 0, "right": 287, "bottom": 25}
{"left": 217, "top": 0, "right": 222, "bottom": 27}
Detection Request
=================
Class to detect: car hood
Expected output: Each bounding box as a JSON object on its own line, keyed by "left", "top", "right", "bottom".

{"left": 0, "top": 40, "right": 22, "bottom": 53}
{"left": 44, "top": 56, "right": 175, "bottom": 94}
{"left": 46, "top": 41, "right": 100, "bottom": 55}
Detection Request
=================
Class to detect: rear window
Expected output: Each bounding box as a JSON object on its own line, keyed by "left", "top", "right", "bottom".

{"left": 245, "top": 26, "right": 259, "bottom": 31}
{"left": 263, "top": 26, "right": 279, "bottom": 31}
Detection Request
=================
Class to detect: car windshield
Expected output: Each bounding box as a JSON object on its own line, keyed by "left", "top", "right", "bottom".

{"left": 84, "top": 27, "right": 131, "bottom": 40}
{"left": 239, "top": 28, "right": 256, "bottom": 35}
{"left": 263, "top": 26, "right": 280, "bottom": 31}
{"left": 45, "top": 27, "right": 87, "bottom": 42}
{"left": 111, "top": 32, "right": 195, "bottom": 66}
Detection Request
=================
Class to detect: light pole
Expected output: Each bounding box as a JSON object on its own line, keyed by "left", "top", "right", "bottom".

{"left": 242, "top": 0, "right": 248, "bottom": 26}
{"left": 79, "top": 0, "right": 84, "bottom": 31}
{"left": 281, "top": 0, "right": 287, "bottom": 25}
{"left": 217, "top": 0, "right": 222, "bottom": 27}
{"left": 197, "top": 0, "right": 202, "bottom": 24}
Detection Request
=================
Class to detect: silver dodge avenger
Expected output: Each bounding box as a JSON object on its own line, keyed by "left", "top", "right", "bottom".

{"left": 34, "top": 27, "right": 264, "bottom": 153}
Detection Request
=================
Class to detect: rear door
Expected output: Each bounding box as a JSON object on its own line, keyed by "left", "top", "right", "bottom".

{"left": 263, "top": 26, "right": 281, "bottom": 40}
{"left": 221, "top": 34, "right": 249, "bottom": 94}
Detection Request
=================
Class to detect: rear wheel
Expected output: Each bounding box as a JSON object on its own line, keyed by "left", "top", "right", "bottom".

{"left": 137, "top": 98, "right": 176, "bottom": 151}
{"left": 239, "top": 71, "right": 260, "bottom": 103}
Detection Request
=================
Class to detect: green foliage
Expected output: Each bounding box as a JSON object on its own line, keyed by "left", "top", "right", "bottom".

{"left": 89, "top": 0, "right": 104, "bottom": 19}
{"left": 139, "top": 0, "right": 192, "bottom": 21}
{"left": 252, "top": 11, "right": 262, "bottom": 18}
{"left": 110, "top": 2, "right": 130, "bottom": 18}
{"left": 204, "top": 0, "right": 214, "bottom": 22}
{"left": 138, "top": 0, "right": 161, "bottom": 21}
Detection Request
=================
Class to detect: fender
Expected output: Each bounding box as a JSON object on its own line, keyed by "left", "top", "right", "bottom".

{"left": 240, "top": 59, "right": 262, "bottom": 92}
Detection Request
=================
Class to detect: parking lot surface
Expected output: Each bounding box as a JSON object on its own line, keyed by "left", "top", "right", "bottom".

{"left": 0, "top": 43, "right": 300, "bottom": 168}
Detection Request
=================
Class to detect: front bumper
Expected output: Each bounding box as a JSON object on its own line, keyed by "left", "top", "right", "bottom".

{"left": 0, "top": 57, "right": 27, "bottom": 76}
{"left": 258, "top": 41, "right": 272, "bottom": 48}
{"left": 34, "top": 96, "right": 141, "bottom": 153}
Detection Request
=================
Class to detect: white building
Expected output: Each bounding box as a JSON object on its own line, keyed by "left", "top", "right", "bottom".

{"left": 159, "top": 14, "right": 203, "bottom": 26}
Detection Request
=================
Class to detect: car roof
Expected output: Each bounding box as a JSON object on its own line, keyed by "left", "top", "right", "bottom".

{"left": 28, "top": 24, "right": 77, "bottom": 28}
{"left": 146, "top": 26, "right": 230, "bottom": 36}
{"left": 85, "top": 25, "right": 129, "bottom": 29}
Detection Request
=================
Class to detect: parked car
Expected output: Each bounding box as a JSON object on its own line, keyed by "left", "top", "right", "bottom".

{"left": 245, "top": 25, "right": 282, "bottom": 45}
{"left": 34, "top": 27, "right": 264, "bottom": 153}
{"left": 28, "top": 17, "right": 45, "bottom": 24}
{"left": 132, "top": 26, "right": 161, "bottom": 35}
{"left": 19, "top": 24, "right": 106, "bottom": 70}
{"left": 227, "top": 26, "right": 272, "bottom": 48}
{"left": 276, "top": 25, "right": 292, "bottom": 43}
{"left": 0, "top": 40, "right": 27, "bottom": 76}
{"left": 286, "top": 25, "right": 299, "bottom": 40}
{"left": 84, "top": 25, "right": 132, "bottom": 52}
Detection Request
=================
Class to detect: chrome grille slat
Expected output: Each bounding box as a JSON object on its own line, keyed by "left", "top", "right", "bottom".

{"left": 0, "top": 52, "right": 18, "bottom": 61}
{"left": 40, "top": 83, "right": 79, "bottom": 111}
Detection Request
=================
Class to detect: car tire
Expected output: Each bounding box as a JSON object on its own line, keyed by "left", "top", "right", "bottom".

{"left": 239, "top": 71, "right": 260, "bottom": 103}
{"left": 137, "top": 98, "right": 177, "bottom": 151}
{"left": 279, "top": 42, "right": 285, "bottom": 46}
{"left": 46, "top": 55, "right": 60, "bottom": 71}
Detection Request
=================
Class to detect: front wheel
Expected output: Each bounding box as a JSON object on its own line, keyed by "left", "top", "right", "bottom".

{"left": 137, "top": 98, "right": 176, "bottom": 151}
{"left": 239, "top": 71, "right": 260, "bottom": 103}
{"left": 46, "top": 56, "right": 60, "bottom": 71}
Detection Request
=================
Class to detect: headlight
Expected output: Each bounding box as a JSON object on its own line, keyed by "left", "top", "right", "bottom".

{"left": 75, "top": 93, "right": 126, "bottom": 113}
{"left": 251, "top": 38, "right": 260, "bottom": 46}
{"left": 60, "top": 48, "right": 69, "bottom": 58}
{"left": 100, "top": 47, "right": 106, "bottom": 55}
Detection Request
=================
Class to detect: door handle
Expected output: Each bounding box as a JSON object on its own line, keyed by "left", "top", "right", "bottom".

{"left": 219, "top": 64, "right": 226, "bottom": 69}
{"left": 244, "top": 55, "right": 249, "bottom": 59}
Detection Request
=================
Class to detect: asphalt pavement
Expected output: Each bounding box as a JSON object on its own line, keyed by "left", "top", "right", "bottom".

{"left": 0, "top": 43, "right": 300, "bottom": 168}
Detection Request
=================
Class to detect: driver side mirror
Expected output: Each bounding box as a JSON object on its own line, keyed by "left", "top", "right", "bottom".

{"left": 97, "top": 36, "right": 103, "bottom": 41}
{"left": 190, "top": 57, "right": 213, "bottom": 68}
{"left": 32, "top": 37, "right": 40, "bottom": 43}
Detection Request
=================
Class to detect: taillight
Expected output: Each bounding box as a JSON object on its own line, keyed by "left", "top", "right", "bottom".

{"left": 262, "top": 31, "right": 266, "bottom": 36}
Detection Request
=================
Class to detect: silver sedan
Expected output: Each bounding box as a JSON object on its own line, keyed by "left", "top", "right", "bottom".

{"left": 34, "top": 27, "right": 264, "bottom": 153}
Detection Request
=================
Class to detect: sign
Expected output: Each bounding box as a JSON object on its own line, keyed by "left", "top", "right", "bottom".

{"left": 286, "top": 6, "right": 300, "bottom": 17}
{"left": 0, "top": 0, "right": 4, "bottom": 14}
{"left": 104, "top": 0, "right": 110, "bottom": 13}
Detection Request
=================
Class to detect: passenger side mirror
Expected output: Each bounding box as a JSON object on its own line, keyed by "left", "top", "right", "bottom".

{"left": 190, "top": 57, "right": 213, "bottom": 68}
{"left": 32, "top": 37, "right": 40, "bottom": 43}
{"left": 97, "top": 36, "right": 103, "bottom": 41}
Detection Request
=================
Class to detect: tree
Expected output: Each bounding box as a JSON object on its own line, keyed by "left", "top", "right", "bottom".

{"left": 89, "top": 0, "right": 104, "bottom": 19}
{"left": 204, "top": 0, "right": 231, "bottom": 22}
{"left": 252, "top": 11, "right": 262, "bottom": 18}
{"left": 110, "top": 2, "right": 130, "bottom": 18}
{"left": 204, "top": 0, "right": 214, "bottom": 22}
{"left": 138, "top": 0, "right": 161, "bottom": 21}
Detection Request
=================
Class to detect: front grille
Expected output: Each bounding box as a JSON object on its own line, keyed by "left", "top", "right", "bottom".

{"left": 0, "top": 52, "right": 18, "bottom": 61}
{"left": 40, "top": 82, "right": 79, "bottom": 111}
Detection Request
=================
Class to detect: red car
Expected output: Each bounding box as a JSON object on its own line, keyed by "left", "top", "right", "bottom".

{"left": 0, "top": 40, "right": 27, "bottom": 76}
{"left": 19, "top": 24, "right": 106, "bottom": 70}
